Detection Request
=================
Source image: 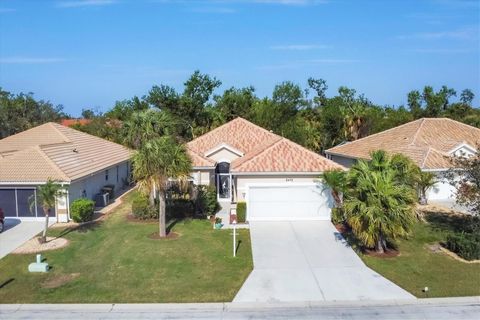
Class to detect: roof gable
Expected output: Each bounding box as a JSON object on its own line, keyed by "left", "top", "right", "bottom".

{"left": 232, "top": 138, "right": 344, "bottom": 172}
{"left": 187, "top": 118, "right": 280, "bottom": 157}
{"left": 326, "top": 118, "right": 480, "bottom": 170}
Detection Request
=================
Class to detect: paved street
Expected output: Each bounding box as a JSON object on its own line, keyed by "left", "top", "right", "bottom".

{"left": 234, "top": 221, "right": 414, "bottom": 302}
{"left": 0, "top": 219, "right": 44, "bottom": 260}
{"left": 0, "top": 298, "right": 478, "bottom": 319}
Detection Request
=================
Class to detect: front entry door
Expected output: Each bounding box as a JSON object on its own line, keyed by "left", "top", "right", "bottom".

{"left": 217, "top": 173, "right": 231, "bottom": 201}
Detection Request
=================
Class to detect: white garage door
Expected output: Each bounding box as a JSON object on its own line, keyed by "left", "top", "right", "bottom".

{"left": 247, "top": 184, "right": 332, "bottom": 221}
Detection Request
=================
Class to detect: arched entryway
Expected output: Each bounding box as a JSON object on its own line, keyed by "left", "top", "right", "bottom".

{"left": 215, "top": 161, "right": 231, "bottom": 201}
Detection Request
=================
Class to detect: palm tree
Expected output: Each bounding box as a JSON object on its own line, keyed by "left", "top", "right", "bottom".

{"left": 132, "top": 137, "right": 191, "bottom": 237}
{"left": 320, "top": 169, "right": 346, "bottom": 207}
{"left": 345, "top": 159, "right": 417, "bottom": 253}
{"left": 31, "top": 180, "right": 64, "bottom": 243}
{"left": 122, "top": 110, "right": 175, "bottom": 150}
{"left": 416, "top": 171, "right": 437, "bottom": 205}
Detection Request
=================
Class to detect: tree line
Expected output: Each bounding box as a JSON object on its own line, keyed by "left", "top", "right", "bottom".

{"left": 1, "top": 71, "right": 479, "bottom": 153}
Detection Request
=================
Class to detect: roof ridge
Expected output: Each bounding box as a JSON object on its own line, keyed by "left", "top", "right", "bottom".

{"left": 232, "top": 137, "right": 284, "bottom": 170}
{"left": 47, "top": 122, "right": 71, "bottom": 143}
{"left": 410, "top": 118, "right": 426, "bottom": 146}
{"left": 327, "top": 118, "right": 424, "bottom": 152}
{"left": 280, "top": 137, "right": 347, "bottom": 170}
{"left": 233, "top": 137, "right": 345, "bottom": 171}
{"left": 187, "top": 117, "right": 280, "bottom": 146}
{"left": 186, "top": 146, "right": 216, "bottom": 165}
{"left": 420, "top": 146, "right": 432, "bottom": 169}
{"left": 444, "top": 117, "right": 480, "bottom": 132}
{"left": 33, "top": 145, "right": 71, "bottom": 181}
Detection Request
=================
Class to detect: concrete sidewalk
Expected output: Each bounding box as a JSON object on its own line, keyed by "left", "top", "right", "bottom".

{"left": 1, "top": 297, "right": 478, "bottom": 320}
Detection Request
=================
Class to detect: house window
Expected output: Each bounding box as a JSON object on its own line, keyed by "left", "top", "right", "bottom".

{"left": 105, "top": 169, "right": 109, "bottom": 181}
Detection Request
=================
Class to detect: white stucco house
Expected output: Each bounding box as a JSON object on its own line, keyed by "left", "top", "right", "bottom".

{"left": 186, "top": 117, "right": 344, "bottom": 221}
{"left": 325, "top": 118, "right": 480, "bottom": 202}
{"left": 0, "top": 122, "right": 132, "bottom": 222}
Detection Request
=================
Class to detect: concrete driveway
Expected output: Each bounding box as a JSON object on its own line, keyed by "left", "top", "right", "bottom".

{"left": 234, "top": 221, "right": 415, "bottom": 302}
{"left": 0, "top": 218, "right": 45, "bottom": 260}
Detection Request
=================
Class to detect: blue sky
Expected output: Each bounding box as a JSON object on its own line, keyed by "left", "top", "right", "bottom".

{"left": 0, "top": 0, "right": 479, "bottom": 116}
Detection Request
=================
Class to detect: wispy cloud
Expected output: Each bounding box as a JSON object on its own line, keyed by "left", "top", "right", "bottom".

{"left": 270, "top": 44, "right": 331, "bottom": 50}
{"left": 0, "top": 8, "right": 16, "bottom": 13}
{"left": 257, "top": 58, "right": 358, "bottom": 70}
{"left": 0, "top": 57, "right": 67, "bottom": 64}
{"left": 398, "top": 27, "right": 476, "bottom": 40}
{"left": 154, "top": 0, "right": 328, "bottom": 6}
{"left": 408, "top": 48, "right": 474, "bottom": 54}
{"left": 56, "top": 0, "right": 117, "bottom": 8}
{"left": 252, "top": 0, "right": 328, "bottom": 5}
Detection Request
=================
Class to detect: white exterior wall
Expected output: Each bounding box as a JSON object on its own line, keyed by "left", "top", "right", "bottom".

{"left": 191, "top": 169, "right": 214, "bottom": 186}
{"left": 68, "top": 161, "right": 130, "bottom": 204}
{"left": 235, "top": 174, "right": 320, "bottom": 201}
{"left": 328, "top": 155, "right": 357, "bottom": 168}
{"left": 427, "top": 171, "right": 457, "bottom": 201}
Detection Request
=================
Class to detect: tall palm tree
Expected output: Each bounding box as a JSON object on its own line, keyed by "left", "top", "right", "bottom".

{"left": 122, "top": 110, "right": 175, "bottom": 150}
{"left": 320, "top": 169, "right": 346, "bottom": 207}
{"left": 345, "top": 159, "right": 417, "bottom": 253}
{"left": 31, "top": 180, "right": 64, "bottom": 243}
{"left": 416, "top": 171, "right": 437, "bottom": 205}
{"left": 132, "top": 137, "right": 191, "bottom": 237}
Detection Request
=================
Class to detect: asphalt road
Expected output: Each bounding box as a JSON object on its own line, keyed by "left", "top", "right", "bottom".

{"left": 1, "top": 297, "right": 479, "bottom": 320}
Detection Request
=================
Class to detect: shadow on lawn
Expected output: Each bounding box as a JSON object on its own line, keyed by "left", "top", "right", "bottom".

{"left": 425, "top": 212, "right": 479, "bottom": 233}
{"left": 54, "top": 221, "right": 104, "bottom": 239}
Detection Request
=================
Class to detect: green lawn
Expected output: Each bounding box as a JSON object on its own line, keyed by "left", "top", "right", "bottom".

{"left": 0, "top": 192, "right": 253, "bottom": 303}
{"left": 360, "top": 212, "right": 480, "bottom": 298}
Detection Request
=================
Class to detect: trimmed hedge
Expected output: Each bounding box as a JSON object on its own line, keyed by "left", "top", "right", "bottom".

{"left": 70, "top": 198, "right": 95, "bottom": 223}
{"left": 236, "top": 202, "right": 246, "bottom": 223}
{"left": 132, "top": 192, "right": 157, "bottom": 220}
{"left": 445, "top": 232, "right": 480, "bottom": 261}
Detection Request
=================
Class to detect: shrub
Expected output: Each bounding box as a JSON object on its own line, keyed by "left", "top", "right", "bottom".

{"left": 132, "top": 192, "right": 157, "bottom": 220}
{"left": 167, "top": 199, "right": 194, "bottom": 220}
{"left": 445, "top": 232, "right": 480, "bottom": 261}
{"left": 331, "top": 207, "right": 345, "bottom": 225}
{"left": 236, "top": 202, "right": 246, "bottom": 223}
{"left": 70, "top": 198, "right": 95, "bottom": 223}
{"left": 196, "top": 185, "right": 220, "bottom": 217}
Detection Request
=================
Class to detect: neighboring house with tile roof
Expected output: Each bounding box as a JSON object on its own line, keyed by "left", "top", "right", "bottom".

{"left": 325, "top": 118, "right": 480, "bottom": 201}
{"left": 0, "top": 123, "right": 132, "bottom": 222}
{"left": 187, "top": 117, "right": 344, "bottom": 221}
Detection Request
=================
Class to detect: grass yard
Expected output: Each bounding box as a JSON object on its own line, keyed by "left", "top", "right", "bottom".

{"left": 360, "top": 211, "right": 480, "bottom": 298}
{"left": 0, "top": 192, "right": 253, "bottom": 303}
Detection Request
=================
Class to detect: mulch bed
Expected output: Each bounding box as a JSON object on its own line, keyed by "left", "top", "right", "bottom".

{"left": 148, "top": 232, "right": 180, "bottom": 240}
{"left": 335, "top": 223, "right": 350, "bottom": 234}
{"left": 42, "top": 273, "right": 80, "bottom": 289}
{"left": 364, "top": 248, "right": 400, "bottom": 258}
{"left": 12, "top": 237, "right": 70, "bottom": 254}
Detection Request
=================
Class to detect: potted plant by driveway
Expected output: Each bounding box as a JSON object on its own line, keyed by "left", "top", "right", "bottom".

{"left": 214, "top": 217, "right": 223, "bottom": 229}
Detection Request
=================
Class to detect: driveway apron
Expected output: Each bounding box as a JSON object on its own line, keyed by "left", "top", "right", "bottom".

{"left": 234, "top": 221, "right": 415, "bottom": 302}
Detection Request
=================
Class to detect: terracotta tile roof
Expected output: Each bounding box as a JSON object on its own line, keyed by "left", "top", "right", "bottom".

{"left": 0, "top": 123, "right": 132, "bottom": 183}
{"left": 60, "top": 119, "right": 92, "bottom": 127}
{"left": 187, "top": 117, "right": 344, "bottom": 172}
{"left": 187, "top": 117, "right": 281, "bottom": 156}
{"left": 326, "top": 118, "right": 480, "bottom": 170}
{"left": 233, "top": 138, "right": 345, "bottom": 172}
